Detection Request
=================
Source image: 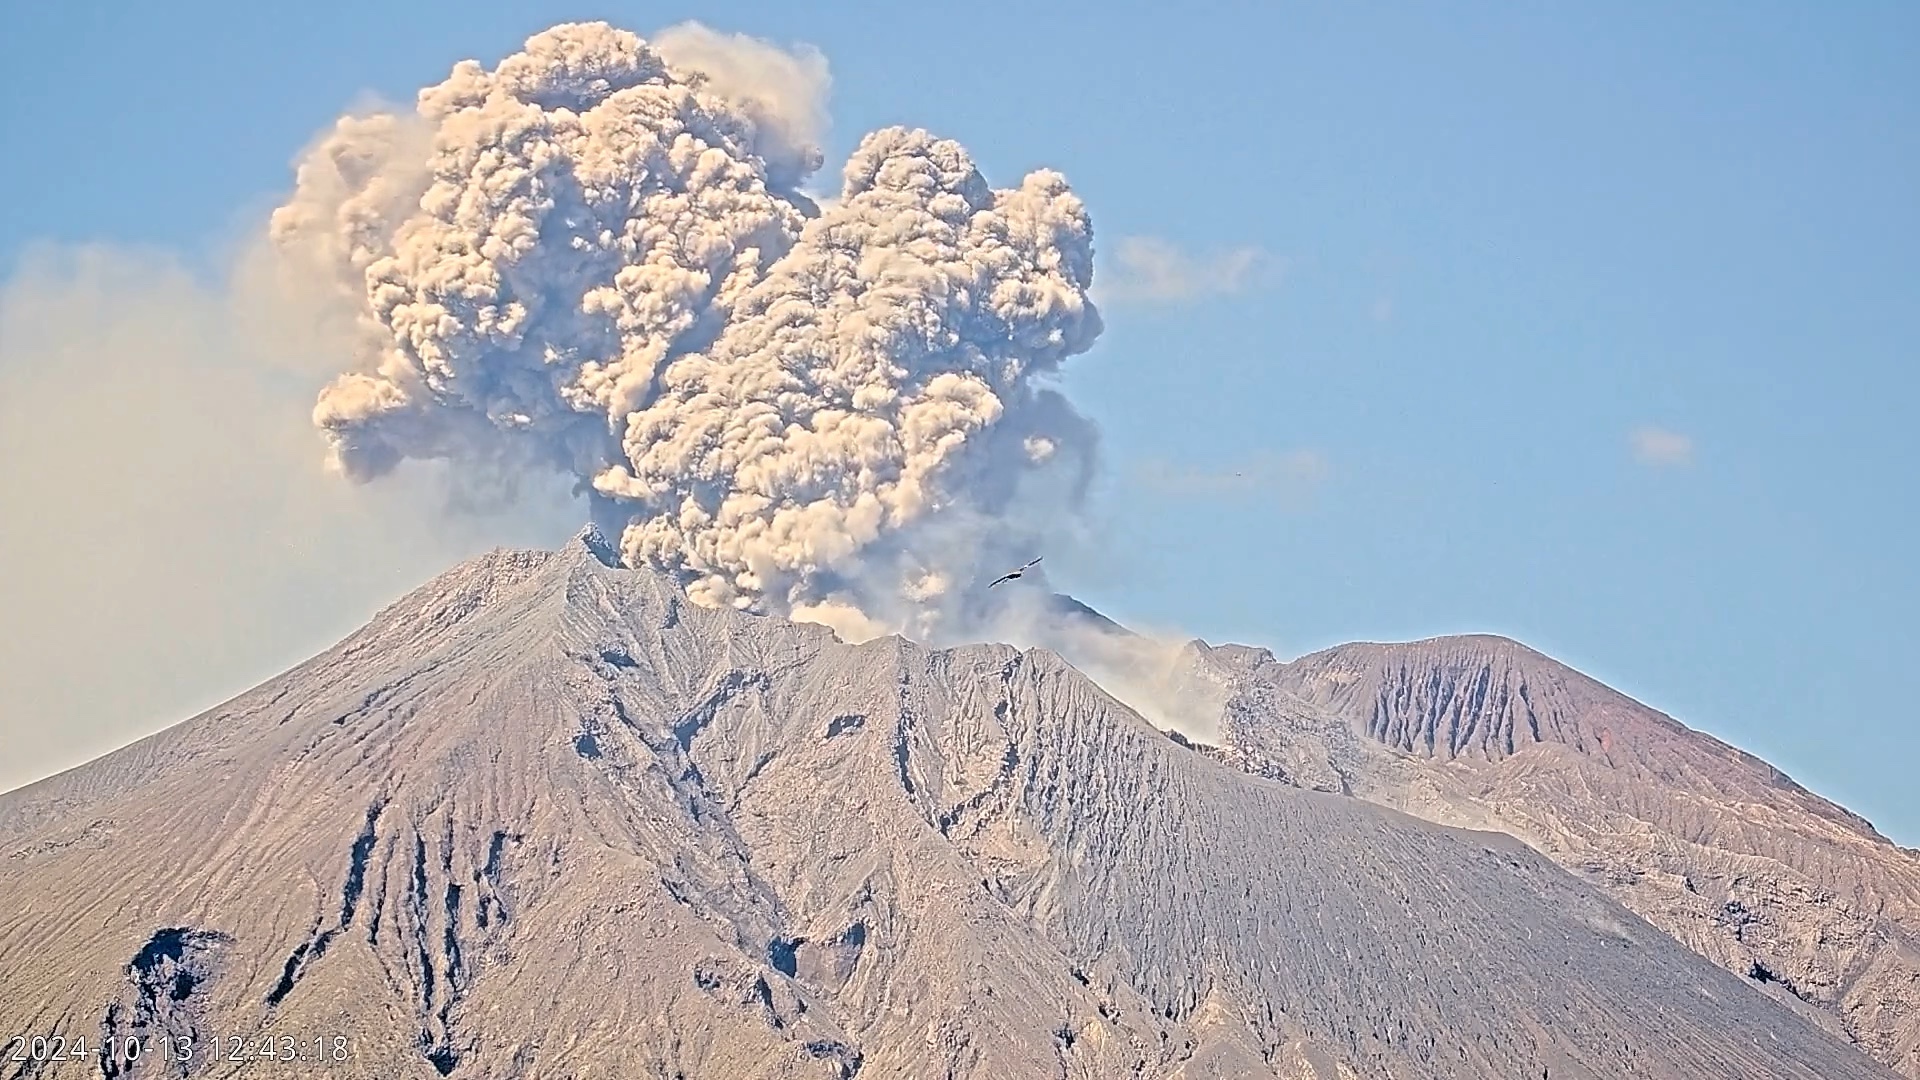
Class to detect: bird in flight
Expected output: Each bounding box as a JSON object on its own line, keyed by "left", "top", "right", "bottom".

{"left": 987, "top": 557, "right": 1043, "bottom": 589}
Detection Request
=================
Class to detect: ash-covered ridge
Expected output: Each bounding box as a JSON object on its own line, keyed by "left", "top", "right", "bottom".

{"left": 0, "top": 533, "right": 1901, "bottom": 1079}
{"left": 1202, "top": 632, "right": 1920, "bottom": 1078}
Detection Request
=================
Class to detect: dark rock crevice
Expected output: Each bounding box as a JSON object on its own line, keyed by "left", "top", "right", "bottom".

{"left": 101, "top": 927, "right": 234, "bottom": 1077}
{"left": 267, "top": 799, "right": 387, "bottom": 1008}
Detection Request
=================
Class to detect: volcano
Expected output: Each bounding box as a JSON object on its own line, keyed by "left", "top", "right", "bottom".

{"left": 0, "top": 529, "right": 1902, "bottom": 1079}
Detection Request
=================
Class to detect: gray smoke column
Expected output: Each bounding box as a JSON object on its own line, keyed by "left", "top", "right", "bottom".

{"left": 272, "top": 21, "right": 1103, "bottom": 637}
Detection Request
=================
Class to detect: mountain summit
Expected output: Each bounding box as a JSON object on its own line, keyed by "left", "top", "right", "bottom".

{"left": 0, "top": 534, "right": 1903, "bottom": 1079}
{"left": 1204, "top": 633, "right": 1920, "bottom": 1076}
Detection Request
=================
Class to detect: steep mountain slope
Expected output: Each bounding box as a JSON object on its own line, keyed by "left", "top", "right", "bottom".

{"left": 0, "top": 536, "right": 1900, "bottom": 1079}
{"left": 1200, "top": 635, "right": 1920, "bottom": 1077}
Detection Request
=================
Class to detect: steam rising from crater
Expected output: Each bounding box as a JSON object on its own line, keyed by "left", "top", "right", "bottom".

{"left": 273, "top": 21, "right": 1103, "bottom": 636}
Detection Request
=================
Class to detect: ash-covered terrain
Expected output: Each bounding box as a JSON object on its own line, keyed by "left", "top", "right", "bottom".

{"left": 1189, "top": 634, "right": 1920, "bottom": 1077}
{"left": 0, "top": 530, "right": 1904, "bottom": 1079}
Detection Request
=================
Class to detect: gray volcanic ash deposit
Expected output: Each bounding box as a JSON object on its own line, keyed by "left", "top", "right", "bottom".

{"left": 0, "top": 532, "right": 1900, "bottom": 1079}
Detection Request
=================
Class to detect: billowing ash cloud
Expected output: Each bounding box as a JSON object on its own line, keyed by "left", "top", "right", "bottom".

{"left": 272, "top": 21, "right": 1103, "bottom": 636}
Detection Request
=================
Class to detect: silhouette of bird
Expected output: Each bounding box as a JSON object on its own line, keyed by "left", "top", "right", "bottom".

{"left": 987, "top": 557, "right": 1043, "bottom": 589}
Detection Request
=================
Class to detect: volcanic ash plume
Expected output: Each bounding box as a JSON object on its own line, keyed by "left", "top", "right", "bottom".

{"left": 271, "top": 21, "right": 1103, "bottom": 634}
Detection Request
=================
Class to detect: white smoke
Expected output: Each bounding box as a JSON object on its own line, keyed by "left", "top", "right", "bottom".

{"left": 274, "top": 21, "right": 1104, "bottom": 638}
{"left": 975, "top": 585, "right": 1233, "bottom": 744}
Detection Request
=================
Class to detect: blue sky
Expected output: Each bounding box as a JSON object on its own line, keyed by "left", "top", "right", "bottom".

{"left": 2, "top": 2, "right": 1914, "bottom": 841}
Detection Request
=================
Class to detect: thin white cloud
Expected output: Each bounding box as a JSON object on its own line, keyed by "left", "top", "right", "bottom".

{"left": 1629, "top": 426, "right": 1695, "bottom": 467}
{"left": 1136, "top": 449, "right": 1329, "bottom": 507}
{"left": 1096, "top": 235, "right": 1269, "bottom": 304}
